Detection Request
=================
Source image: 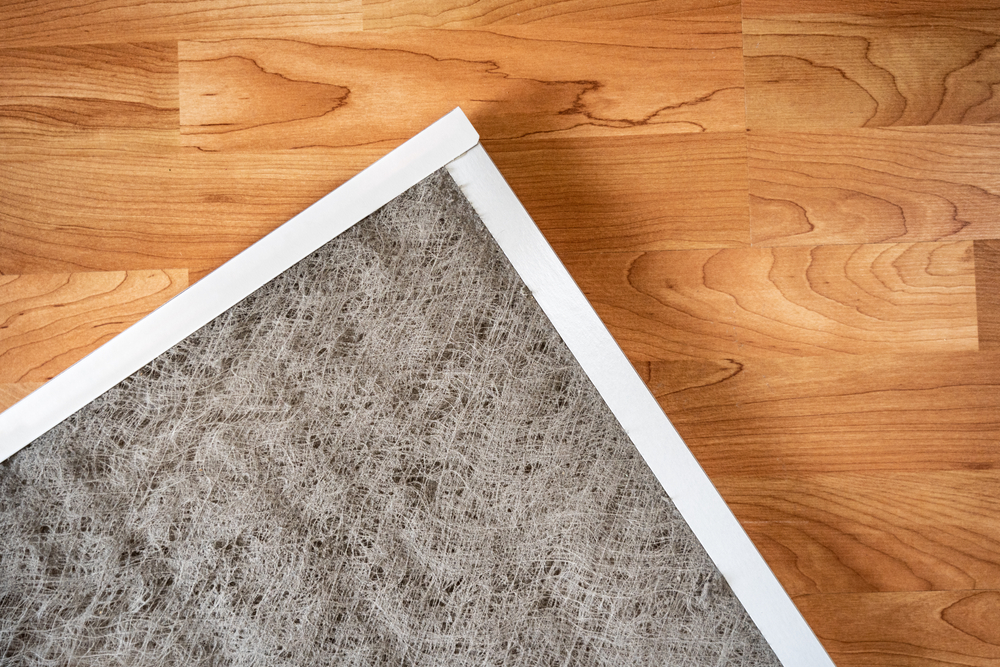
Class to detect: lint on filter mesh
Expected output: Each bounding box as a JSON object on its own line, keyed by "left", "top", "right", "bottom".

{"left": 0, "top": 109, "right": 833, "bottom": 667}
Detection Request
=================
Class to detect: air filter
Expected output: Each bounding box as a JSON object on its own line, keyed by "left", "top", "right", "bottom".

{"left": 0, "top": 110, "right": 832, "bottom": 667}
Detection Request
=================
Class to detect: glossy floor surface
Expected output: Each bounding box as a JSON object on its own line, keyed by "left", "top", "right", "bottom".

{"left": 1, "top": 1, "right": 999, "bottom": 665}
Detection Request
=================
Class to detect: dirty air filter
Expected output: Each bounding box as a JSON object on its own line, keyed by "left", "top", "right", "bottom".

{"left": 0, "top": 110, "right": 831, "bottom": 666}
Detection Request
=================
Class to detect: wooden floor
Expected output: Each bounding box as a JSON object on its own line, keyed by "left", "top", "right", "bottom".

{"left": 2, "top": 1, "right": 999, "bottom": 664}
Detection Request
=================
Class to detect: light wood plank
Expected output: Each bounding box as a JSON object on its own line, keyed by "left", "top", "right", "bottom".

{"left": 0, "top": 42, "right": 178, "bottom": 156}
{"left": 0, "top": 0, "right": 362, "bottom": 50}
{"left": 178, "top": 31, "right": 744, "bottom": 152}
{"left": 744, "top": 14, "right": 1000, "bottom": 129}
{"left": 796, "top": 591, "right": 1000, "bottom": 667}
{"left": 363, "top": 0, "right": 741, "bottom": 50}
{"left": 636, "top": 352, "right": 1000, "bottom": 475}
{"left": 567, "top": 241, "right": 977, "bottom": 362}
{"left": 748, "top": 127, "right": 1000, "bottom": 247}
{"left": 975, "top": 240, "right": 1000, "bottom": 349}
{"left": 712, "top": 472, "right": 1000, "bottom": 595}
{"left": 0, "top": 150, "right": 386, "bottom": 275}
{"left": 363, "top": 0, "right": 732, "bottom": 28}
{"left": 473, "top": 14, "right": 740, "bottom": 51}
{"left": 0, "top": 382, "right": 44, "bottom": 413}
{"left": 0, "top": 270, "right": 187, "bottom": 384}
{"left": 484, "top": 134, "right": 750, "bottom": 253}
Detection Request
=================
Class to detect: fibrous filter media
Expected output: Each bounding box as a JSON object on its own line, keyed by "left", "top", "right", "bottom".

{"left": 0, "top": 170, "right": 780, "bottom": 666}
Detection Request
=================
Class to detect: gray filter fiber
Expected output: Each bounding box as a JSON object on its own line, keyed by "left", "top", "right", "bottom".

{"left": 0, "top": 170, "right": 780, "bottom": 666}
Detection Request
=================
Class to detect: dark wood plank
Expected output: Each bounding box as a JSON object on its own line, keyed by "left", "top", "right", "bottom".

{"left": 179, "top": 30, "right": 744, "bottom": 152}
{"left": 796, "top": 590, "right": 1000, "bottom": 667}
{"left": 0, "top": 42, "right": 178, "bottom": 156}
{"left": 0, "top": 0, "right": 361, "bottom": 49}
{"left": 748, "top": 127, "right": 1000, "bottom": 247}
{"left": 485, "top": 134, "right": 750, "bottom": 253}
{"left": 975, "top": 240, "right": 1000, "bottom": 349}
{"left": 566, "top": 241, "right": 977, "bottom": 362}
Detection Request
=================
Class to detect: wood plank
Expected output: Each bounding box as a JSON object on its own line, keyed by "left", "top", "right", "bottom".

{"left": 484, "top": 133, "right": 750, "bottom": 253}
{"left": 0, "top": 382, "right": 44, "bottom": 413}
{"left": 743, "top": 14, "right": 1000, "bottom": 130}
{"left": 748, "top": 127, "right": 1000, "bottom": 247}
{"left": 178, "top": 31, "right": 744, "bottom": 152}
{"left": 478, "top": 16, "right": 739, "bottom": 51}
{"left": 796, "top": 590, "right": 1000, "bottom": 667}
{"left": 567, "top": 241, "right": 977, "bottom": 362}
{"left": 975, "top": 240, "right": 1000, "bottom": 349}
{"left": 363, "top": 0, "right": 741, "bottom": 50}
{"left": 460, "top": 13, "right": 740, "bottom": 52}
{"left": 744, "top": 0, "right": 1000, "bottom": 20}
{"left": 0, "top": 0, "right": 362, "bottom": 50}
{"left": 713, "top": 472, "right": 1000, "bottom": 595}
{"left": 0, "top": 42, "right": 178, "bottom": 156}
{"left": 0, "top": 270, "right": 187, "bottom": 384}
{"left": 363, "top": 0, "right": 733, "bottom": 28}
{"left": 635, "top": 351, "right": 1000, "bottom": 475}
{"left": 0, "top": 150, "right": 385, "bottom": 275}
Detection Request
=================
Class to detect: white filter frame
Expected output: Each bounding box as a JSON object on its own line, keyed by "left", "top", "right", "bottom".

{"left": 0, "top": 108, "right": 833, "bottom": 667}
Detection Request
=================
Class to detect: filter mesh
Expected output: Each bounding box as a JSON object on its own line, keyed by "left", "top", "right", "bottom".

{"left": 0, "top": 170, "right": 780, "bottom": 666}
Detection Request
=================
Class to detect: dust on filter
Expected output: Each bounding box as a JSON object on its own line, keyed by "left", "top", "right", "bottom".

{"left": 0, "top": 170, "right": 780, "bottom": 666}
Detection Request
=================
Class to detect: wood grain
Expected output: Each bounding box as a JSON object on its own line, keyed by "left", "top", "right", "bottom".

{"left": 713, "top": 471, "right": 1000, "bottom": 595}
{"left": 179, "top": 31, "right": 744, "bottom": 152}
{"left": 0, "top": 150, "right": 385, "bottom": 276}
{"left": 636, "top": 351, "right": 1000, "bottom": 474}
{"left": 567, "top": 241, "right": 977, "bottom": 362}
{"left": 748, "top": 127, "right": 1000, "bottom": 247}
{"left": 744, "top": 14, "right": 1000, "bottom": 130}
{"left": 975, "top": 240, "right": 1000, "bottom": 349}
{"left": 797, "top": 590, "right": 1000, "bottom": 667}
{"left": 0, "top": 0, "right": 362, "bottom": 50}
{"left": 484, "top": 133, "right": 750, "bottom": 253}
{"left": 0, "top": 42, "right": 178, "bottom": 156}
{"left": 0, "top": 269, "right": 187, "bottom": 384}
